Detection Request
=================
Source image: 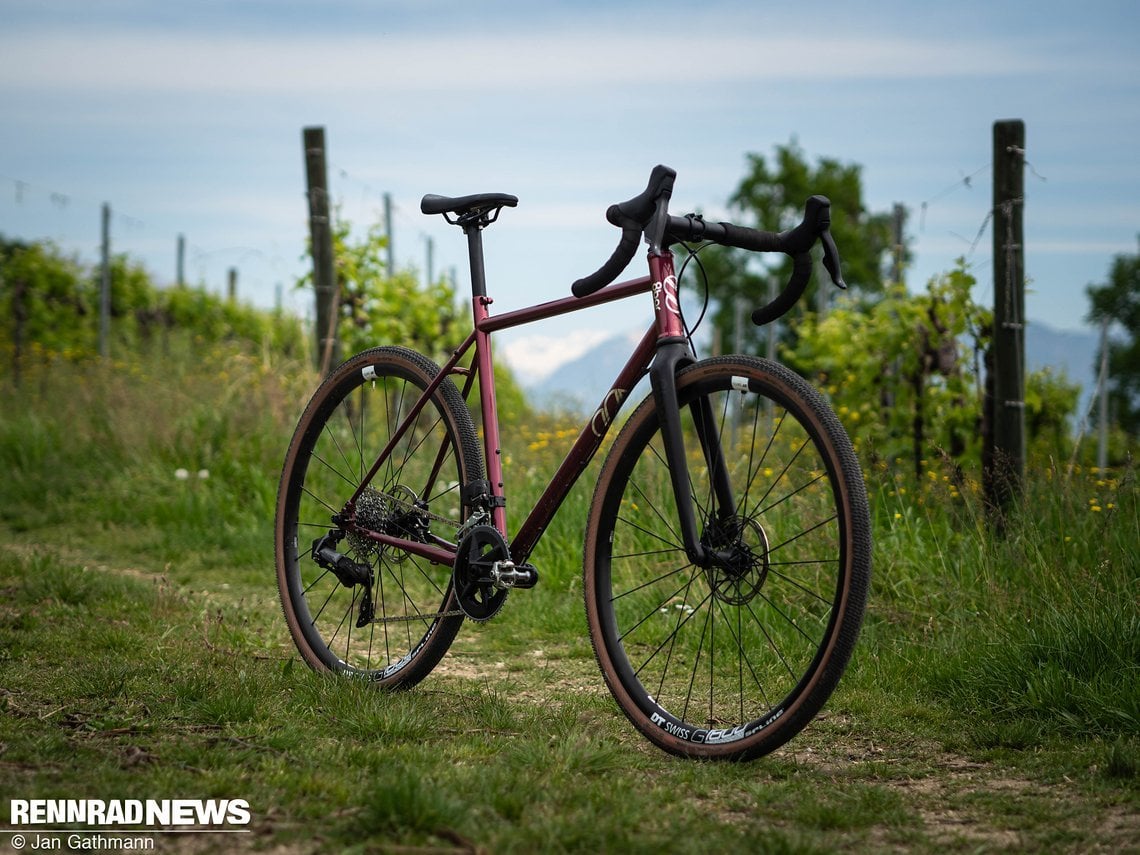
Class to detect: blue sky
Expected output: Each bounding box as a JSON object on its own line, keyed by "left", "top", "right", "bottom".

{"left": 2, "top": 0, "right": 1138, "bottom": 377}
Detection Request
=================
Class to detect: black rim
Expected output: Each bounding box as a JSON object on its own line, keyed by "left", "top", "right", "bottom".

{"left": 282, "top": 360, "right": 466, "bottom": 679}
{"left": 594, "top": 366, "right": 851, "bottom": 748}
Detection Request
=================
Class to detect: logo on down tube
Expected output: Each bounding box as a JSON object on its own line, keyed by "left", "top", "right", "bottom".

{"left": 590, "top": 388, "right": 627, "bottom": 437}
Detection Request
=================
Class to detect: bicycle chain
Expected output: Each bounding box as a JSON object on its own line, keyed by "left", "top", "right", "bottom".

{"left": 366, "top": 608, "right": 466, "bottom": 624}
{"left": 353, "top": 490, "right": 498, "bottom": 625}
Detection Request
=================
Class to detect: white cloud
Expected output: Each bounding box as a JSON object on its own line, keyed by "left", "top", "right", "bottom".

{"left": 500, "top": 328, "right": 615, "bottom": 384}
{"left": 0, "top": 30, "right": 1047, "bottom": 97}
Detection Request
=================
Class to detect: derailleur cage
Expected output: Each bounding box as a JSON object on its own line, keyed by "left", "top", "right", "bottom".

{"left": 311, "top": 531, "right": 375, "bottom": 628}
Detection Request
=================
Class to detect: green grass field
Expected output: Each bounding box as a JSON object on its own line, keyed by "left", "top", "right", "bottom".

{"left": 1, "top": 345, "right": 1137, "bottom": 853}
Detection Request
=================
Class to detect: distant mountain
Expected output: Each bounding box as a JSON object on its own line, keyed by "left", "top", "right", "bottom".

{"left": 520, "top": 321, "right": 1100, "bottom": 418}
{"left": 525, "top": 329, "right": 650, "bottom": 412}
{"left": 1026, "top": 321, "right": 1099, "bottom": 419}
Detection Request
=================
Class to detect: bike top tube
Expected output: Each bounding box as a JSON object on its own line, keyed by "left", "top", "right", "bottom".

{"left": 477, "top": 273, "right": 652, "bottom": 335}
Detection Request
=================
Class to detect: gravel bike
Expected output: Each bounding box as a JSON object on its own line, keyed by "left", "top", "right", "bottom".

{"left": 275, "top": 165, "right": 872, "bottom": 760}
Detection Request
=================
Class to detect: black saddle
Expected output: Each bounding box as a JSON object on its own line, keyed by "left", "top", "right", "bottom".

{"left": 420, "top": 192, "right": 518, "bottom": 226}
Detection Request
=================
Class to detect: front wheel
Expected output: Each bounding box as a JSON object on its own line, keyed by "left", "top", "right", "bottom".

{"left": 584, "top": 356, "right": 871, "bottom": 760}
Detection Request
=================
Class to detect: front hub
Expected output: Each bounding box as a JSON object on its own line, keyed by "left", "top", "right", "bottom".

{"left": 700, "top": 514, "right": 770, "bottom": 606}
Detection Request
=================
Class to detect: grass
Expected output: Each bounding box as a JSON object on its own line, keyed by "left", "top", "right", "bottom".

{"left": 0, "top": 344, "right": 1137, "bottom": 853}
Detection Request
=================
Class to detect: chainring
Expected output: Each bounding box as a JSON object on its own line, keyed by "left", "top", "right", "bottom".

{"left": 452, "top": 524, "right": 510, "bottom": 622}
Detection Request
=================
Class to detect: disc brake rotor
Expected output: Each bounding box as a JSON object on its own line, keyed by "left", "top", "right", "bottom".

{"left": 702, "top": 514, "right": 770, "bottom": 606}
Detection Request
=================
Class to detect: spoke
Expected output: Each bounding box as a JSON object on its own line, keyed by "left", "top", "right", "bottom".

{"left": 325, "top": 588, "right": 354, "bottom": 653}
{"left": 628, "top": 453, "right": 683, "bottom": 548}
{"left": 767, "top": 565, "right": 836, "bottom": 606}
{"left": 301, "top": 484, "right": 342, "bottom": 519}
{"left": 302, "top": 567, "right": 333, "bottom": 597}
{"left": 379, "top": 560, "right": 441, "bottom": 629}
{"left": 323, "top": 411, "right": 358, "bottom": 491}
{"left": 310, "top": 578, "right": 342, "bottom": 626}
{"left": 744, "top": 598, "right": 801, "bottom": 683}
{"left": 742, "top": 392, "right": 762, "bottom": 506}
{"left": 345, "top": 585, "right": 356, "bottom": 664}
{"left": 633, "top": 584, "right": 712, "bottom": 681}
{"left": 681, "top": 596, "right": 714, "bottom": 724}
{"left": 766, "top": 514, "right": 838, "bottom": 555}
{"left": 426, "top": 477, "right": 462, "bottom": 508}
{"left": 611, "top": 545, "right": 686, "bottom": 561}
{"left": 737, "top": 602, "right": 744, "bottom": 722}
{"left": 708, "top": 590, "right": 715, "bottom": 726}
{"left": 407, "top": 554, "right": 449, "bottom": 599}
{"left": 736, "top": 408, "right": 788, "bottom": 520}
{"left": 755, "top": 589, "right": 820, "bottom": 647}
{"left": 310, "top": 448, "right": 361, "bottom": 493}
{"left": 391, "top": 410, "right": 445, "bottom": 487}
{"left": 757, "top": 471, "right": 827, "bottom": 516}
{"left": 297, "top": 519, "right": 338, "bottom": 532}
{"left": 377, "top": 555, "right": 391, "bottom": 665}
{"left": 610, "top": 562, "right": 690, "bottom": 602}
{"left": 357, "top": 379, "right": 367, "bottom": 484}
{"left": 614, "top": 513, "right": 684, "bottom": 553}
{"left": 768, "top": 557, "right": 837, "bottom": 567}
{"left": 383, "top": 380, "right": 407, "bottom": 491}
{"left": 652, "top": 571, "right": 703, "bottom": 702}
{"left": 745, "top": 436, "right": 811, "bottom": 522}
{"left": 716, "top": 597, "right": 773, "bottom": 712}
{"left": 615, "top": 572, "right": 697, "bottom": 643}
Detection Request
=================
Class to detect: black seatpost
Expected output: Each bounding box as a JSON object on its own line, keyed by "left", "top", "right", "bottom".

{"left": 464, "top": 225, "right": 489, "bottom": 300}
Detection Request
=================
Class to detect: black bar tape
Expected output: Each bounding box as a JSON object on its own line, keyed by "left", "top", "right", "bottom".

{"left": 571, "top": 227, "right": 641, "bottom": 297}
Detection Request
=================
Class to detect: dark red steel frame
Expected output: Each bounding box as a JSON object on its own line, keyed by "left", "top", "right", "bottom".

{"left": 347, "top": 250, "right": 684, "bottom": 569}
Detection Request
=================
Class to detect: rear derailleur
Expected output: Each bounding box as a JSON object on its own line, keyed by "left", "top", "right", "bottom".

{"left": 310, "top": 530, "right": 374, "bottom": 628}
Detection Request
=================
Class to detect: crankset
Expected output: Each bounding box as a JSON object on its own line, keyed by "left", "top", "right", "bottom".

{"left": 452, "top": 525, "right": 538, "bottom": 622}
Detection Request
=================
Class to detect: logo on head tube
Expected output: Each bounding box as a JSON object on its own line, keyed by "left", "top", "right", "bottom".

{"left": 652, "top": 275, "right": 681, "bottom": 318}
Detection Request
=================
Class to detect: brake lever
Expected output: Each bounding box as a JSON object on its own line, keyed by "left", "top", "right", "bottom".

{"left": 800, "top": 195, "right": 846, "bottom": 290}
{"left": 820, "top": 228, "right": 847, "bottom": 290}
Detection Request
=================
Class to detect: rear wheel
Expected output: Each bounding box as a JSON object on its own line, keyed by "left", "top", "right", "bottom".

{"left": 584, "top": 356, "right": 871, "bottom": 760}
{"left": 275, "top": 346, "right": 483, "bottom": 686}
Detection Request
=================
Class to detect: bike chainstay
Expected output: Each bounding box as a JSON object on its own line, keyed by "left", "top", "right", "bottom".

{"left": 346, "top": 488, "right": 475, "bottom": 625}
